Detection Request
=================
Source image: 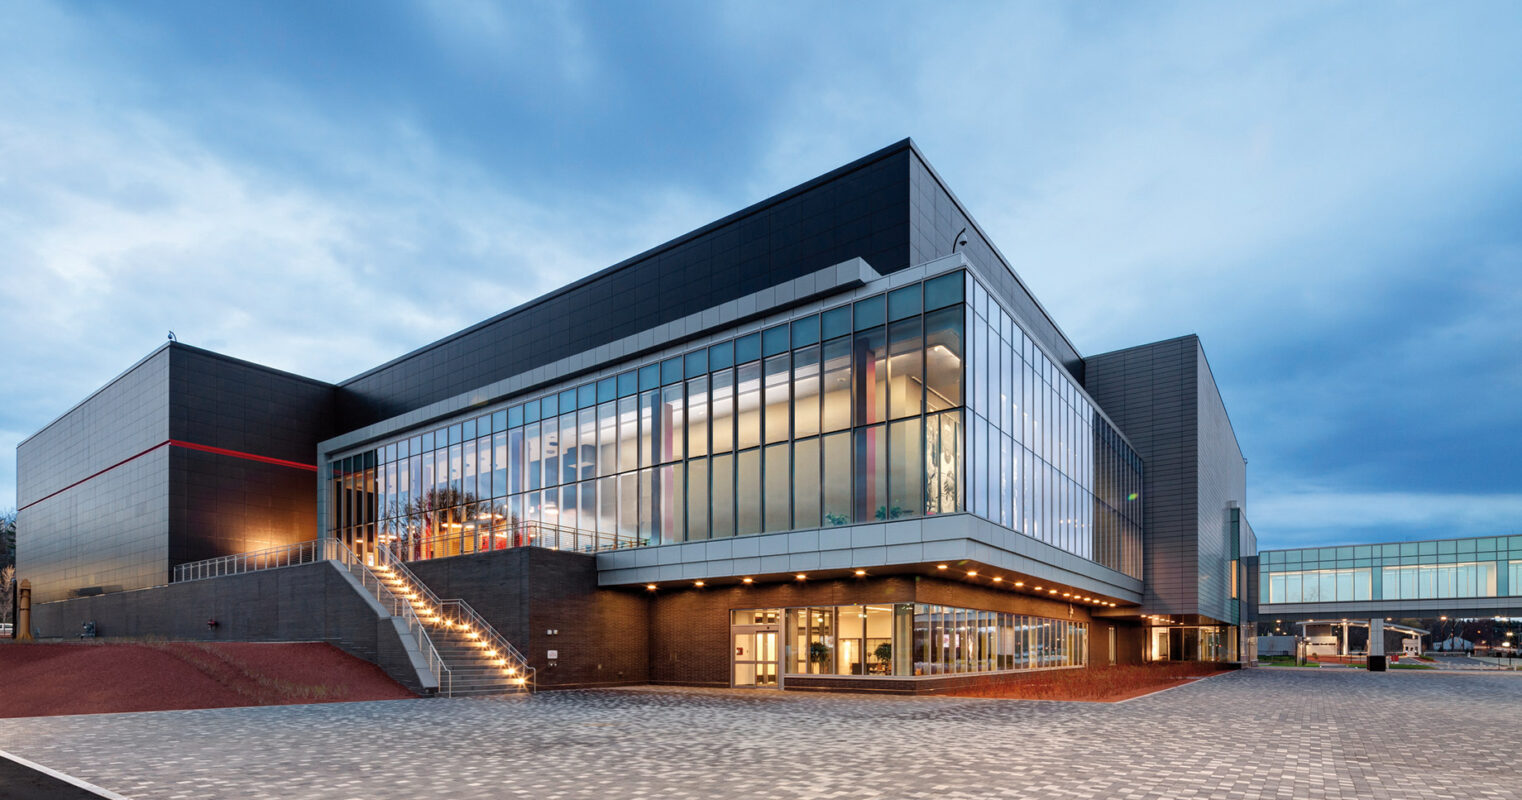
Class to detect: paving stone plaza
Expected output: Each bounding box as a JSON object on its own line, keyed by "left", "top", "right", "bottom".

{"left": 2, "top": 669, "right": 1519, "bottom": 799}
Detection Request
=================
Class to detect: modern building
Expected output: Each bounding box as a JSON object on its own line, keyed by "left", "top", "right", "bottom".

{"left": 16, "top": 139, "right": 1254, "bottom": 692}
{"left": 1255, "top": 535, "right": 1522, "bottom": 656}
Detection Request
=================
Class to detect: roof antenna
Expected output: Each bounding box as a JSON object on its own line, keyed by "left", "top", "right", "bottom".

{"left": 167, "top": 331, "right": 177, "bottom": 342}
{"left": 951, "top": 227, "right": 968, "bottom": 254}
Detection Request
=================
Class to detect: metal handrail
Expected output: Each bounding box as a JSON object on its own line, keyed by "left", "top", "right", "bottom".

{"left": 388, "top": 520, "right": 642, "bottom": 563}
{"left": 326, "top": 540, "right": 454, "bottom": 697}
{"left": 168, "top": 538, "right": 533, "bottom": 694}
{"left": 369, "top": 545, "right": 535, "bottom": 693}
{"left": 172, "top": 539, "right": 329, "bottom": 583}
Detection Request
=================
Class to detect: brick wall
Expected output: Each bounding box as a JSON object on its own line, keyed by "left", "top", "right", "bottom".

{"left": 407, "top": 547, "right": 651, "bottom": 689}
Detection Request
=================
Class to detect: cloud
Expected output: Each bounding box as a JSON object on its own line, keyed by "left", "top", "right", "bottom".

{"left": 1252, "top": 490, "right": 1522, "bottom": 549}
{"left": 1, "top": 0, "right": 1519, "bottom": 551}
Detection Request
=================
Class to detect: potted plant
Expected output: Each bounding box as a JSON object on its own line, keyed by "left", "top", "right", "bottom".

{"left": 808, "top": 641, "right": 832, "bottom": 672}
{"left": 873, "top": 642, "right": 893, "bottom": 674}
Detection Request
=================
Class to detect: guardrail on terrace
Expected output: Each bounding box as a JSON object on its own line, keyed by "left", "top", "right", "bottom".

{"left": 389, "top": 520, "right": 642, "bottom": 564}
{"left": 172, "top": 539, "right": 333, "bottom": 583}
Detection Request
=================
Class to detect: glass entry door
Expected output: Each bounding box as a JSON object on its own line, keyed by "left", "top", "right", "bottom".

{"left": 732, "top": 609, "right": 782, "bottom": 688}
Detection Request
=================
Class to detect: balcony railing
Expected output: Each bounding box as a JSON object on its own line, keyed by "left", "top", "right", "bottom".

{"left": 381, "top": 520, "right": 641, "bottom": 564}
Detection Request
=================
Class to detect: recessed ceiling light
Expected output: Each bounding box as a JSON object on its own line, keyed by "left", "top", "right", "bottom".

{"left": 992, "top": 576, "right": 1003, "bottom": 583}
{"left": 1014, "top": 581, "right": 1024, "bottom": 587}
{"left": 742, "top": 577, "right": 754, "bottom": 584}
{"left": 936, "top": 564, "right": 948, "bottom": 570}
{"left": 694, "top": 581, "right": 705, "bottom": 587}
{"left": 854, "top": 569, "right": 866, "bottom": 577}
{"left": 795, "top": 573, "right": 807, "bottom": 581}
{"left": 966, "top": 571, "right": 978, "bottom": 577}
{"left": 646, "top": 584, "right": 657, "bottom": 591}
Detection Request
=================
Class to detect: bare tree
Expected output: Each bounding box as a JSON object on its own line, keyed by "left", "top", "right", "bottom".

{"left": 0, "top": 565, "right": 12, "bottom": 625}
{"left": 0, "top": 507, "right": 14, "bottom": 571}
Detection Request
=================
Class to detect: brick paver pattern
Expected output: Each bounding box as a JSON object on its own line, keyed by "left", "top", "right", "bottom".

{"left": 1, "top": 669, "right": 1518, "bottom": 799}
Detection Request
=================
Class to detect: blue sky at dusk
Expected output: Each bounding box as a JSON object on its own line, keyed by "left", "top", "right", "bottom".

{"left": 2, "top": 2, "right": 1519, "bottom": 550}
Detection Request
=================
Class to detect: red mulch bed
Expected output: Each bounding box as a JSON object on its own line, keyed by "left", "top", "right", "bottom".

{"left": 944, "top": 662, "right": 1229, "bottom": 702}
{"left": 0, "top": 642, "right": 415, "bottom": 718}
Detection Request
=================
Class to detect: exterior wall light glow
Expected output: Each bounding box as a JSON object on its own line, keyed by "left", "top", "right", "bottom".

{"left": 966, "top": 571, "right": 977, "bottom": 577}
{"left": 694, "top": 581, "right": 705, "bottom": 587}
{"left": 646, "top": 584, "right": 657, "bottom": 591}
{"left": 936, "top": 564, "right": 948, "bottom": 570}
{"left": 795, "top": 573, "right": 807, "bottom": 581}
{"left": 854, "top": 569, "right": 866, "bottom": 576}
{"left": 742, "top": 577, "right": 754, "bottom": 584}
{"left": 992, "top": 576, "right": 1003, "bottom": 583}
{"left": 1014, "top": 581, "right": 1024, "bottom": 587}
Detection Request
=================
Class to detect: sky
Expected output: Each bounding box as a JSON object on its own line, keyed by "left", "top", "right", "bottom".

{"left": 2, "top": 1, "right": 1519, "bottom": 550}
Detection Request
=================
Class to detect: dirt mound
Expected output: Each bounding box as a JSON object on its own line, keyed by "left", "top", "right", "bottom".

{"left": 0, "top": 642, "right": 415, "bottom": 718}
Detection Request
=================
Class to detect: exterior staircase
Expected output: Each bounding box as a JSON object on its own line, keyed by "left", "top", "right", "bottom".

{"left": 372, "top": 559, "right": 534, "bottom": 696}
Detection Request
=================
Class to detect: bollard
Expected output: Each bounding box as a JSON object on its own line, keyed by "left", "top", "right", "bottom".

{"left": 16, "top": 579, "right": 33, "bottom": 641}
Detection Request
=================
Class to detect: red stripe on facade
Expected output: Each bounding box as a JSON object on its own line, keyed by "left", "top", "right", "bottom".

{"left": 19, "top": 439, "right": 316, "bottom": 511}
{"left": 167, "top": 440, "right": 318, "bottom": 473}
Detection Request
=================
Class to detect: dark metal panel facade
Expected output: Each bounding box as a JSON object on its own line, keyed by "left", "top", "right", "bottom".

{"left": 16, "top": 348, "right": 172, "bottom": 602}
{"left": 1083, "top": 335, "right": 1247, "bottom": 623}
{"left": 1083, "top": 336, "right": 1201, "bottom": 617}
{"left": 166, "top": 345, "right": 337, "bottom": 566}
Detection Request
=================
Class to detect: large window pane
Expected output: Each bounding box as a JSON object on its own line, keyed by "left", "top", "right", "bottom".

{"left": 617, "top": 396, "right": 638, "bottom": 472}
{"left": 598, "top": 475, "right": 617, "bottom": 542}
{"left": 888, "top": 418, "right": 923, "bottom": 520}
{"left": 765, "top": 354, "right": 790, "bottom": 444}
{"left": 925, "top": 307, "right": 964, "bottom": 411}
{"left": 737, "top": 448, "right": 761, "bottom": 535}
{"left": 737, "top": 361, "right": 762, "bottom": 451}
{"left": 597, "top": 402, "right": 617, "bottom": 478}
{"left": 855, "top": 424, "right": 886, "bottom": 522}
{"left": 661, "top": 384, "right": 684, "bottom": 463}
{"left": 711, "top": 369, "right": 735, "bottom": 452}
{"left": 526, "top": 422, "right": 542, "bottom": 490}
{"left": 577, "top": 409, "right": 596, "bottom": 481}
{"left": 711, "top": 453, "right": 735, "bottom": 537}
{"left": 822, "top": 432, "right": 852, "bottom": 526}
{"left": 822, "top": 337, "right": 852, "bottom": 432}
{"left": 764, "top": 442, "right": 790, "bottom": 532}
{"left": 687, "top": 457, "right": 708, "bottom": 541}
{"left": 638, "top": 467, "right": 654, "bottom": 543}
{"left": 618, "top": 472, "right": 638, "bottom": 543}
{"left": 854, "top": 326, "right": 887, "bottom": 426}
{"left": 491, "top": 432, "right": 507, "bottom": 499}
{"left": 926, "top": 411, "right": 963, "bottom": 515}
{"left": 559, "top": 412, "right": 577, "bottom": 486}
{"left": 639, "top": 390, "right": 657, "bottom": 469}
{"left": 793, "top": 437, "right": 821, "bottom": 529}
{"left": 793, "top": 345, "right": 821, "bottom": 439}
{"left": 687, "top": 377, "right": 709, "bottom": 458}
{"left": 887, "top": 317, "right": 923, "bottom": 420}
{"left": 657, "top": 464, "right": 682, "bottom": 545}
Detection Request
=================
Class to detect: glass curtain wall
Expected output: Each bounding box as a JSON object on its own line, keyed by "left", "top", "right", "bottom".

{"left": 960, "top": 273, "right": 1144, "bottom": 578}
{"left": 330, "top": 272, "right": 968, "bottom": 561}
{"left": 329, "top": 268, "right": 1144, "bottom": 579}
{"left": 780, "top": 603, "right": 1087, "bottom": 677}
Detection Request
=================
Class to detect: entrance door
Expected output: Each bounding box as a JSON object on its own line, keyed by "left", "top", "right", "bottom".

{"left": 731, "top": 609, "right": 782, "bottom": 688}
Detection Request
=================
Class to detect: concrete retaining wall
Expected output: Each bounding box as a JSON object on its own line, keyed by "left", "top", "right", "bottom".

{"left": 29, "top": 560, "right": 435, "bottom": 694}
